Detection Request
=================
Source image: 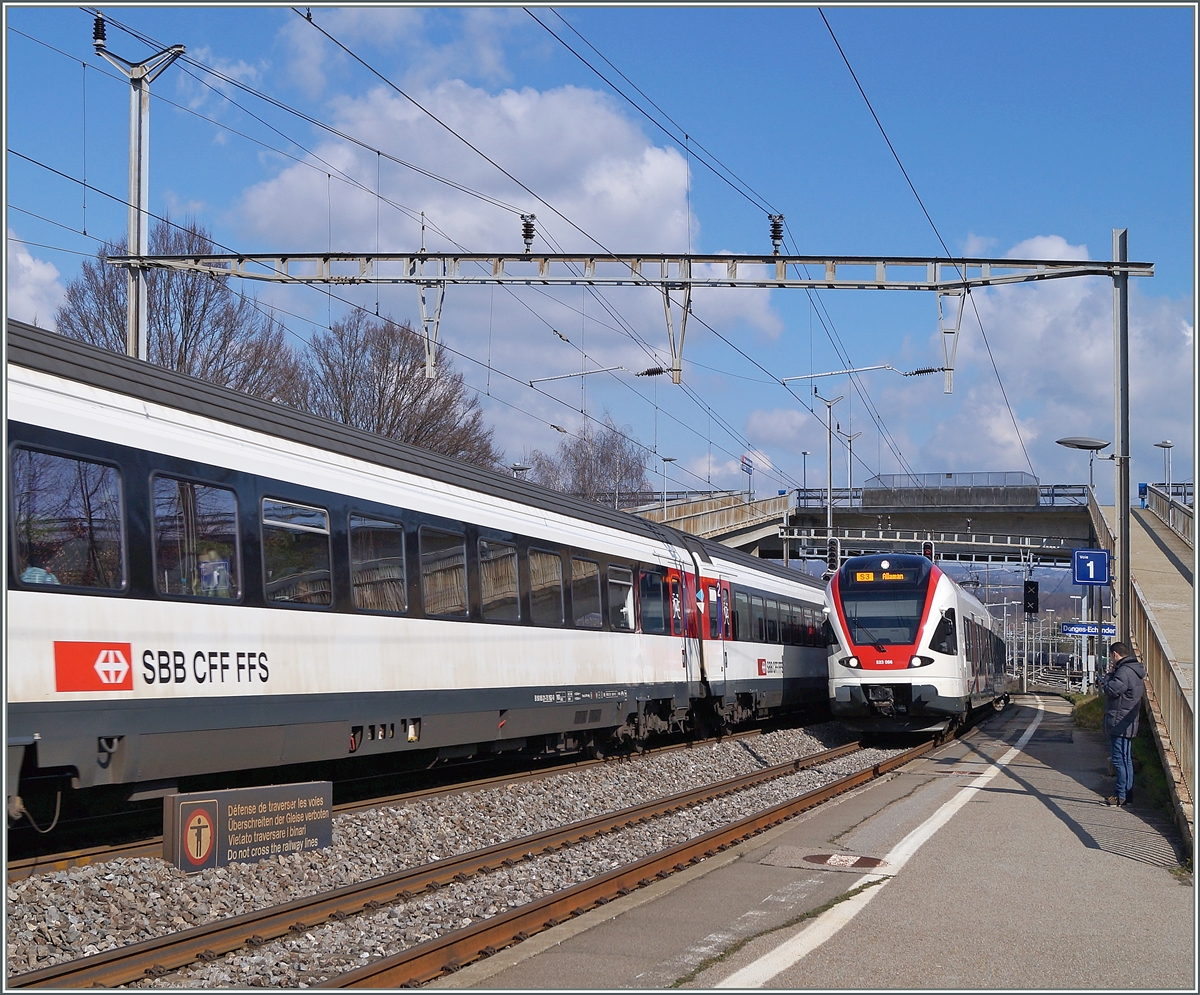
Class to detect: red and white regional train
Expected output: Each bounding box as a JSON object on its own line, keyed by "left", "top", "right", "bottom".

{"left": 826, "top": 552, "right": 1014, "bottom": 732}
{"left": 6, "top": 320, "right": 830, "bottom": 823}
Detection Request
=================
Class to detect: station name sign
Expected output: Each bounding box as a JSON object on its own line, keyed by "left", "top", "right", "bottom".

{"left": 163, "top": 781, "right": 333, "bottom": 873}
{"left": 1060, "top": 621, "right": 1116, "bottom": 637}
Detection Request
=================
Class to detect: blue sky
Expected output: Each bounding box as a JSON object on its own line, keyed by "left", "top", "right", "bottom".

{"left": 6, "top": 5, "right": 1195, "bottom": 506}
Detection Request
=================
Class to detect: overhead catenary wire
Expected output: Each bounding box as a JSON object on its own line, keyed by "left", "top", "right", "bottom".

{"left": 24, "top": 13, "right": 837, "bottom": 494}
{"left": 525, "top": 6, "right": 929, "bottom": 503}
{"left": 57, "top": 11, "right": 795, "bottom": 485}
{"left": 817, "top": 6, "right": 1035, "bottom": 476}
{"left": 7, "top": 150, "right": 775, "bottom": 493}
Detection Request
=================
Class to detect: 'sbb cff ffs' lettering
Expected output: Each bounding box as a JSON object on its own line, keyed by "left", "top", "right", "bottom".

{"left": 141, "top": 649, "right": 269, "bottom": 683}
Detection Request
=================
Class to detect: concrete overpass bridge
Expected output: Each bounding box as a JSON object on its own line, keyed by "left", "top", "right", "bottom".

{"left": 638, "top": 473, "right": 1096, "bottom": 565}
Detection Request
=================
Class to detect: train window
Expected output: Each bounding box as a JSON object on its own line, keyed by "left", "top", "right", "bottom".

{"left": 10, "top": 447, "right": 125, "bottom": 590}
{"left": 262, "top": 499, "right": 332, "bottom": 606}
{"left": 419, "top": 527, "right": 468, "bottom": 617}
{"left": 639, "top": 570, "right": 667, "bottom": 634}
{"left": 479, "top": 540, "right": 520, "bottom": 621}
{"left": 734, "top": 591, "right": 749, "bottom": 641}
{"left": 608, "top": 567, "right": 634, "bottom": 631}
{"left": 930, "top": 609, "right": 957, "bottom": 654}
{"left": 571, "top": 558, "right": 603, "bottom": 628}
{"left": 808, "top": 606, "right": 819, "bottom": 643}
{"left": 529, "top": 548, "right": 564, "bottom": 626}
{"left": 152, "top": 476, "right": 239, "bottom": 599}
{"left": 751, "top": 596, "right": 765, "bottom": 643}
{"left": 784, "top": 603, "right": 796, "bottom": 645}
{"left": 766, "top": 599, "right": 779, "bottom": 643}
{"left": 350, "top": 514, "right": 407, "bottom": 613}
{"left": 708, "top": 587, "right": 720, "bottom": 639}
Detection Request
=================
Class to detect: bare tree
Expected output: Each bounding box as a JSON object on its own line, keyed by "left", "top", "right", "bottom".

{"left": 302, "top": 311, "right": 503, "bottom": 470}
{"left": 54, "top": 216, "right": 303, "bottom": 403}
{"left": 529, "top": 415, "right": 650, "bottom": 508}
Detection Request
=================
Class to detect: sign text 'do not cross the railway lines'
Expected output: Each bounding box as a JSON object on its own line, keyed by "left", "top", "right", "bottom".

{"left": 163, "top": 782, "right": 332, "bottom": 873}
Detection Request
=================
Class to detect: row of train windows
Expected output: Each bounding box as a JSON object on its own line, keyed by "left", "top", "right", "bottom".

{"left": 9, "top": 447, "right": 826, "bottom": 640}
{"left": 733, "top": 592, "right": 824, "bottom": 647}
{"left": 8, "top": 447, "right": 636, "bottom": 627}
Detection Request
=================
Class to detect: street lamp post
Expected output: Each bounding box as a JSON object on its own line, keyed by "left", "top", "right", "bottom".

{"left": 1155, "top": 440, "right": 1174, "bottom": 497}
{"left": 1056, "top": 437, "right": 1111, "bottom": 491}
{"left": 814, "top": 391, "right": 843, "bottom": 540}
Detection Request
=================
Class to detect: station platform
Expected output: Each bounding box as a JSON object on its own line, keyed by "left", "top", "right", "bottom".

{"left": 1127, "top": 505, "right": 1194, "bottom": 699}
{"left": 431, "top": 697, "right": 1194, "bottom": 990}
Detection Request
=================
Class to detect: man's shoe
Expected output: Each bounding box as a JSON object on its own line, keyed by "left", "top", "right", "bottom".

{"left": 1104, "top": 795, "right": 1124, "bottom": 807}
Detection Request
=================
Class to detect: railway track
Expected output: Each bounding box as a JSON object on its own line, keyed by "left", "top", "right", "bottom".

{"left": 7, "top": 739, "right": 941, "bottom": 990}
{"left": 7, "top": 728, "right": 769, "bottom": 884}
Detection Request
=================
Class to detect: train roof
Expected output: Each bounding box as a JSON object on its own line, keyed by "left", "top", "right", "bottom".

{"left": 6, "top": 320, "right": 819, "bottom": 591}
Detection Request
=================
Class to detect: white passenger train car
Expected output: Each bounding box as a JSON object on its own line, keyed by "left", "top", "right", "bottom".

{"left": 6, "top": 320, "right": 827, "bottom": 818}
{"left": 826, "top": 552, "right": 1013, "bottom": 732}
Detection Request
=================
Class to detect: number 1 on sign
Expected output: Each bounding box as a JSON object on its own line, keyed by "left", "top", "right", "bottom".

{"left": 1087, "top": 560, "right": 1094, "bottom": 579}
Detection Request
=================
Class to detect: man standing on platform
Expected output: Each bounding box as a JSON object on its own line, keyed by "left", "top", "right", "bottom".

{"left": 1099, "top": 641, "right": 1146, "bottom": 807}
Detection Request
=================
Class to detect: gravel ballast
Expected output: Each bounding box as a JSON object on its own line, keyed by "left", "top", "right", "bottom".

{"left": 7, "top": 724, "right": 898, "bottom": 985}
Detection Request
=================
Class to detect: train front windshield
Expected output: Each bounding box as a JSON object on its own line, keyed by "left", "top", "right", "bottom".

{"left": 837, "top": 558, "right": 932, "bottom": 647}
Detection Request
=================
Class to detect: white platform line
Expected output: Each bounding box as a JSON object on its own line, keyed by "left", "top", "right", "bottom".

{"left": 715, "top": 699, "right": 1045, "bottom": 989}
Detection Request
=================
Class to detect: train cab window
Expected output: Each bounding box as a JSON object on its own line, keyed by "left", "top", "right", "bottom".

{"left": 153, "top": 476, "right": 239, "bottom": 599}
{"left": 734, "top": 591, "right": 749, "bottom": 641}
{"left": 638, "top": 570, "right": 667, "bottom": 634}
{"left": 529, "top": 548, "right": 564, "bottom": 625}
{"left": 571, "top": 558, "right": 603, "bottom": 628}
{"left": 419, "top": 527, "right": 468, "bottom": 617}
{"left": 751, "top": 596, "right": 766, "bottom": 642}
{"left": 930, "top": 609, "right": 957, "bottom": 654}
{"left": 608, "top": 566, "right": 634, "bottom": 631}
{"left": 708, "top": 587, "right": 720, "bottom": 639}
{"left": 11, "top": 447, "right": 125, "bottom": 590}
{"left": 479, "top": 540, "right": 520, "bottom": 621}
{"left": 350, "top": 514, "right": 407, "bottom": 613}
{"left": 262, "top": 500, "right": 332, "bottom": 606}
{"left": 766, "top": 599, "right": 779, "bottom": 643}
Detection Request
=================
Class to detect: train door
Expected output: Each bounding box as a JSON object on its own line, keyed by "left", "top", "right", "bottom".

{"left": 704, "top": 580, "right": 731, "bottom": 697}
{"left": 676, "top": 570, "right": 703, "bottom": 687}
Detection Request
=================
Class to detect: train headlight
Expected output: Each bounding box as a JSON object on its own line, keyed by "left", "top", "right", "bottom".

{"left": 839, "top": 655, "right": 861, "bottom": 669}
{"left": 908, "top": 655, "right": 934, "bottom": 668}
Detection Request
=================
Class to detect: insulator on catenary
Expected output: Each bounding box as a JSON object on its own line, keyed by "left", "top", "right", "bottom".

{"left": 93, "top": 15, "right": 107, "bottom": 46}
{"left": 768, "top": 214, "right": 784, "bottom": 255}
{"left": 521, "top": 214, "right": 536, "bottom": 253}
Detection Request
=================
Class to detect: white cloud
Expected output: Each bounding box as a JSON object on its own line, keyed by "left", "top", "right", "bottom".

{"left": 900, "top": 234, "right": 1193, "bottom": 491}
{"left": 6, "top": 232, "right": 65, "bottom": 329}
{"left": 230, "top": 75, "right": 786, "bottom": 471}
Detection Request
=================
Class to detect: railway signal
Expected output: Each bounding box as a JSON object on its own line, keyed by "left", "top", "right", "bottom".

{"left": 1024, "top": 580, "right": 1040, "bottom": 614}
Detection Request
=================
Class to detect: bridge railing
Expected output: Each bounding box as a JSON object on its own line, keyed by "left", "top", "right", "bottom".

{"left": 1090, "top": 488, "right": 1194, "bottom": 844}
{"left": 1146, "top": 484, "right": 1193, "bottom": 547}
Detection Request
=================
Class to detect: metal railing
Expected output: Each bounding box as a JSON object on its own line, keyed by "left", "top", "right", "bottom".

{"left": 1128, "top": 575, "right": 1194, "bottom": 818}
{"left": 1146, "top": 484, "right": 1193, "bottom": 547}
{"left": 1090, "top": 489, "right": 1193, "bottom": 843}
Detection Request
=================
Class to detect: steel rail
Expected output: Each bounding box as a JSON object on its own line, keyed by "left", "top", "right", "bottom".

{"left": 8, "top": 728, "right": 767, "bottom": 883}
{"left": 329, "top": 739, "right": 935, "bottom": 988}
{"left": 7, "top": 741, "right": 861, "bottom": 989}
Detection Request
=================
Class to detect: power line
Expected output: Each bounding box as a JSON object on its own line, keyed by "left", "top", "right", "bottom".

{"left": 817, "top": 7, "right": 1034, "bottom": 476}
{"left": 526, "top": 5, "right": 927, "bottom": 495}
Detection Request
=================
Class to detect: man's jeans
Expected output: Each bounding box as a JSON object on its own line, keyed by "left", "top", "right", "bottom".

{"left": 1110, "top": 734, "right": 1134, "bottom": 801}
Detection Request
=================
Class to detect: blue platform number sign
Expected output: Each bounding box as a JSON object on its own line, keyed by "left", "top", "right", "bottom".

{"left": 1072, "top": 549, "right": 1110, "bottom": 586}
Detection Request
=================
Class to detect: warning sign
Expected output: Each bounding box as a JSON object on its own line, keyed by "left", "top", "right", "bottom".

{"left": 164, "top": 782, "right": 332, "bottom": 873}
{"left": 179, "top": 802, "right": 217, "bottom": 870}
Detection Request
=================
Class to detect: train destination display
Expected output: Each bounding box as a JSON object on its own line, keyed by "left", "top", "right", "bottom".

{"left": 163, "top": 781, "right": 333, "bottom": 872}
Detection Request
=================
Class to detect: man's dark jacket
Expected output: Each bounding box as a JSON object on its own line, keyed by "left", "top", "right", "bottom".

{"left": 1100, "top": 655, "right": 1146, "bottom": 738}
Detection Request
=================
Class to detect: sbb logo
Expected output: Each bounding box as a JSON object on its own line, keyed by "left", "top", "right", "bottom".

{"left": 54, "top": 642, "right": 134, "bottom": 692}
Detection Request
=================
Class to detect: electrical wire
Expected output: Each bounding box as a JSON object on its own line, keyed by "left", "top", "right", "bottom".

{"left": 817, "top": 7, "right": 1035, "bottom": 476}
